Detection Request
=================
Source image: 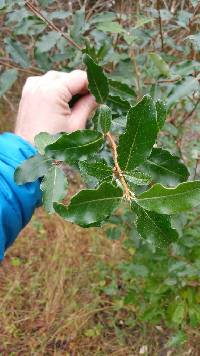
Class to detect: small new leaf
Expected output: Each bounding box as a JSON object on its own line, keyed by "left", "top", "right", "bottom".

{"left": 132, "top": 202, "right": 178, "bottom": 247}
{"left": 136, "top": 181, "right": 200, "bottom": 214}
{"left": 142, "top": 148, "right": 189, "bottom": 186}
{"left": 45, "top": 130, "right": 104, "bottom": 163}
{"left": 54, "top": 182, "right": 123, "bottom": 227}
{"left": 83, "top": 54, "right": 109, "bottom": 103}
{"left": 93, "top": 105, "right": 112, "bottom": 134}
{"left": 117, "top": 95, "right": 158, "bottom": 171}
{"left": 14, "top": 154, "right": 51, "bottom": 185}
{"left": 41, "top": 166, "right": 68, "bottom": 214}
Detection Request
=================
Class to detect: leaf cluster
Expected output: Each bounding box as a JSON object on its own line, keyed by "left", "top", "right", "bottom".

{"left": 14, "top": 54, "right": 200, "bottom": 248}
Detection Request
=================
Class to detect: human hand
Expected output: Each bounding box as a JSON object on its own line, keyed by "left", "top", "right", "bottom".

{"left": 15, "top": 70, "right": 97, "bottom": 145}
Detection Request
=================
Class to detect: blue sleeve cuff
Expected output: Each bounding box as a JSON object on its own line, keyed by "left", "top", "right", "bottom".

{"left": 0, "top": 132, "right": 42, "bottom": 261}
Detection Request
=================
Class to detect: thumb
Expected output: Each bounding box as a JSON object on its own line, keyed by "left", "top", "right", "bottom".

{"left": 69, "top": 93, "right": 97, "bottom": 131}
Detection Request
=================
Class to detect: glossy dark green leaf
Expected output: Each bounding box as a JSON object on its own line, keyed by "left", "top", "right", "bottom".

{"left": 54, "top": 182, "right": 123, "bottom": 227}
{"left": 136, "top": 181, "right": 200, "bottom": 214}
{"left": 45, "top": 130, "right": 104, "bottom": 163}
{"left": 142, "top": 148, "right": 189, "bottom": 186}
{"left": 93, "top": 105, "right": 112, "bottom": 134}
{"left": 79, "top": 159, "right": 113, "bottom": 184}
{"left": 14, "top": 154, "right": 51, "bottom": 185}
{"left": 34, "top": 132, "right": 58, "bottom": 155}
{"left": 83, "top": 54, "right": 109, "bottom": 103}
{"left": 107, "top": 95, "right": 131, "bottom": 111}
{"left": 0, "top": 69, "right": 18, "bottom": 97}
{"left": 41, "top": 166, "right": 68, "bottom": 214}
{"left": 132, "top": 202, "right": 178, "bottom": 247}
{"left": 117, "top": 95, "right": 157, "bottom": 171}
{"left": 156, "top": 100, "right": 167, "bottom": 130}
{"left": 108, "top": 79, "right": 136, "bottom": 99}
{"left": 124, "top": 170, "right": 151, "bottom": 186}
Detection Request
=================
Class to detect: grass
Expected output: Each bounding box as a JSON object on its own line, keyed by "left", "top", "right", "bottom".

{"left": 1, "top": 208, "right": 200, "bottom": 355}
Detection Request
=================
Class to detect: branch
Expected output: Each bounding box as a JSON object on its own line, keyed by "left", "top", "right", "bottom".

{"left": 144, "top": 76, "right": 182, "bottom": 85}
{"left": 25, "top": 1, "right": 83, "bottom": 51}
{"left": 106, "top": 132, "right": 133, "bottom": 201}
{"left": 0, "top": 59, "right": 43, "bottom": 76}
{"left": 157, "top": 0, "right": 164, "bottom": 51}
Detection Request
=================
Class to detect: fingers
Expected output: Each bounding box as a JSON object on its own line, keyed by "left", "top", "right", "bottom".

{"left": 69, "top": 93, "right": 97, "bottom": 131}
{"left": 59, "top": 70, "right": 89, "bottom": 96}
{"left": 44, "top": 69, "right": 89, "bottom": 97}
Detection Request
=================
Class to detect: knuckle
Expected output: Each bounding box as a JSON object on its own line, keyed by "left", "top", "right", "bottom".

{"left": 45, "top": 70, "right": 59, "bottom": 77}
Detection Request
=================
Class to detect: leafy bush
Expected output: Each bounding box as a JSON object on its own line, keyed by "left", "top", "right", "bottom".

{"left": 1, "top": 0, "right": 200, "bottom": 335}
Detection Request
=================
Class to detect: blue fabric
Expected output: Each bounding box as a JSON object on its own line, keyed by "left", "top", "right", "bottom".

{"left": 0, "top": 133, "right": 42, "bottom": 261}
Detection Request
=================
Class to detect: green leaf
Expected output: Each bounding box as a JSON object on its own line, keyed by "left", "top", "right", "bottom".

{"left": 171, "top": 302, "right": 185, "bottom": 325}
{"left": 107, "top": 95, "right": 131, "bottom": 111}
{"left": 45, "top": 130, "right": 104, "bottom": 163}
{"left": 186, "top": 33, "right": 200, "bottom": 51}
{"left": 0, "top": 0, "right": 5, "bottom": 9}
{"left": 117, "top": 95, "right": 157, "bottom": 171}
{"left": 124, "top": 170, "right": 151, "bottom": 186}
{"left": 136, "top": 181, "right": 200, "bottom": 214}
{"left": 83, "top": 54, "right": 109, "bottom": 104}
{"left": 155, "top": 99, "right": 167, "bottom": 130}
{"left": 79, "top": 159, "right": 113, "bottom": 184}
{"left": 132, "top": 202, "right": 178, "bottom": 247}
{"left": 96, "top": 21, "right": 125, "bottom": 34}
{"left": 41, "top": 166, "right": 68, "bottom": 214}
{"left": 4, "top": 38, "right": 30, "bottom": 68}
{"left": 167, "top": 331, "right": 187, "bottom": 347}
{"left": 93, "top": 105, "right": 112, "bottom": 134}
{"left": 142, "top": 148, "right": 189, "bottom": 186}
{"left": 149, "top": 52, "right": 171, "bottom": 77}
{"left": 0, "top": 69, "right": 18, "bottom": 97}
{"left": 108, "top": 79, "right": 136, "bottom": 99}
{"left": 167, "top": 77, "right": 199, "bottom": 107}
{"left": 34, "top": 132, "right": 58, "bottom": 155}
{"left": 54, "top": 182, "right": 123, "bottom": 227}
{"left": 36, "top": 31, "right": 61, "bottom": 53}
{"left": 71, "top": 8, "right": 86, "bottom": 44}
{"left": 90, "top": 12, "right": 117, "bottom": 24}
{"left": 14, "top": 154, "right": 51, "bottom": 185}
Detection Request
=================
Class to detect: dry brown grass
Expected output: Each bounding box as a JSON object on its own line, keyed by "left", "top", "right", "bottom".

{"left": 0, "top": 209, "right": 200, "bottom": 355}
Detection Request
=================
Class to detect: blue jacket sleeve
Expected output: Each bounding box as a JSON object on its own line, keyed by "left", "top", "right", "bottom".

{"left": 0, "top": 133, "right": 42, "bottom": 261}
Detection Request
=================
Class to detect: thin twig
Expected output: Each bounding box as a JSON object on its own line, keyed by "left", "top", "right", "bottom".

{"left": 0, "top": 59, "right": 43, "bottom": 76}
{"left": 25, "top": 1, "right": 82, "bottom": 51}
{"left": 144, "top": 76, "right": 182, "bottom": 85}
{"left": 180, "top": 98, "right": 200, "bottom": 126}
{"left": 106, "top": 132, "right": 133, "bottom": 201}
{"left": 193, "top": 159, "right": 199, "bottom": 180}
{"left": 157, "top": 0, "right": 164, "bottom": 51}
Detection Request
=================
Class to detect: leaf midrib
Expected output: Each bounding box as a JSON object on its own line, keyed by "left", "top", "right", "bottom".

{"left": 147, "top": 159, "right": 186, "bottom": 179}
{"left": 139, "top": 186, "right": 200, "bottom": 202}
{"left": 70, "top": 195, "right": 122, "bottom": 207}
{"left": 49, "top": 136, "right": 103, "bottom": 151}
